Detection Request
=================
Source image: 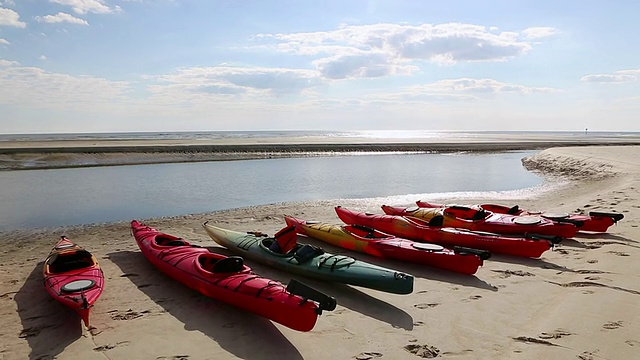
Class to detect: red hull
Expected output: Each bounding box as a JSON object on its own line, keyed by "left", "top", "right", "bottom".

{"left": 335, "top": 207, "right": 557, "bottom": 258}
{"left": 130, "top": 220, "right": 322, "bottom": 332}
{"left": 43, "top": 237, "right": 104, "bottom": 327}
{"left": 285, "top": 215, "right": 487, "bottom": 275}
{"left": 416, "top": 201, "right": 623, "bottom": 233}
{"left": 382, "top": 204, "right": 577, "bottom": 238}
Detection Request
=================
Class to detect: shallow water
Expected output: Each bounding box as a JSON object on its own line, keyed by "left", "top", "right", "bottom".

{"left": 0, "top": 151, "right": 541, "bottom": 231}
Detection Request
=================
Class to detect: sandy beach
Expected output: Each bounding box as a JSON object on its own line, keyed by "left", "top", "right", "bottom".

{"left": 1, "top": 144, "right": 639, "bottom": 359}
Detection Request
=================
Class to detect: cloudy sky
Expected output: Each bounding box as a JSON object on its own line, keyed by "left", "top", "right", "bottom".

{"left": 1, "top": 1, "right": 638, "bottom": 134}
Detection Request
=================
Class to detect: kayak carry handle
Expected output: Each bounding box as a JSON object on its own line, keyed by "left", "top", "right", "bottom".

{"left": 286, "top": 279, "right": 337, "bottom": 314}
{"left": 589, "top": 211, "right": 624, "bottom": 222}
{"left": 453, "top": 246, "right": 491, "bottom": 260}
{"left": 525, "top": 233, "right": 563, "bottom": 244}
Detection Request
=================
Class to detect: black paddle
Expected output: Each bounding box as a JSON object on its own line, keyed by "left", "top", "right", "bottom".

{"left": 287, "top": 279, "right": 337, "bottom": 314}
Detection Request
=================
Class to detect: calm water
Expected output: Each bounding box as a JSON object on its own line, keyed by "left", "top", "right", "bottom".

{"left": 0, "top": 151, "right": 542, "bottom": 231}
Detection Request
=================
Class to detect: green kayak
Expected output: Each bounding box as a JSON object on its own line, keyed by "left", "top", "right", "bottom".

{"left": 203, "top": 222, "right": 414, "bottom": 295}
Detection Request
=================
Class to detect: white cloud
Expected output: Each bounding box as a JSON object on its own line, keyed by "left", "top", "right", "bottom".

{"left": 36, "top": 12, "right": 89, "bottom": 25}
{"left": 312, "top": 52, "right": 417, "bottom": 79}
{"left": 1, "top": 1, "right": 16, "bottom": 6}
{"left": 415, "top": 78, "right": 559, "bottom": 95}
{"left": 150, "top": 66, "right": 322, "bottom": 98}
{"left": 0, "top": 59, "right": 18, "bottom": 66}
{"left": 581, "top": 69, "right": 640, "bottom": 83}
{"left": 49, "top": 0, "right": 118, "bottom": 15}
{"left": 256, "top": 23, "right": 550, "bottom": 80}
{"left": 0, "top": 63, "right": 131, "bottom": 109}
{"left": 522, "top": 27, "right": 560, "bottom": 39}
{"left": 0, "top": 38, "right": 9, "bottom": 45}
{"left": 0, "top": 7, "right": 26, "bottom": 28}
{"left": 39, "top": 55, "right": 47, "bottom": 60}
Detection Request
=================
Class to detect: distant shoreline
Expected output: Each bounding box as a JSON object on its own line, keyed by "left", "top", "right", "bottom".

{"left": 2, "top": 136, "right": 640, "bottom": 171}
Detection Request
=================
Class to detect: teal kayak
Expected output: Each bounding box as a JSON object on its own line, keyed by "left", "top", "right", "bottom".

{"left": 203, "top": 222, "right": 414, "bottom": 295}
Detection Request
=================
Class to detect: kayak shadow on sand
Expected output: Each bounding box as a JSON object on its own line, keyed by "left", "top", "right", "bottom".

{"left": 572, "top": 232, "right": 640, "bottom": 246}
{"left": 488, "top": 253, "right": 575, "bottom": 272}
{"left": 200, "top": 245, "right": 416, "bottom": 331}
{"left": 296, "top": 236, "right": 498, "bottom": 292}
{"left": 108, "top": 250, "right": 304, "bottom": 360}
{"left": 386, "top": 259, "right": 499, "bottom": 292}
{"left": 14, "top": 262, "right": 83, "bottom": 360}
{"left": 266, "top": 274, "right": 414, "bottom": 331}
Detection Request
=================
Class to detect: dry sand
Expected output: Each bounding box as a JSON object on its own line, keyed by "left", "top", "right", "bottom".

{"left": 1, "top": 145, "right": 639, "bottom": 359}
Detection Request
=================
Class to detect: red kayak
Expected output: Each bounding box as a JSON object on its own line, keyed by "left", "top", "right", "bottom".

{"left": 130, "top": 220, "right": 335, "bottom": 332}
{"left": 335, "top": 207, "right": 561, "bottom": 258}
{"left": 382, "top": 204, "right": 577, "bottom": 238}
{"left": 43, "top": 236, "right": 105, "bottom": 327}
{"left": 416, "top": 200, "right": 624, "bottom": 233}
{"left": 285, "top": 215, "right": 490, "bottom": 275}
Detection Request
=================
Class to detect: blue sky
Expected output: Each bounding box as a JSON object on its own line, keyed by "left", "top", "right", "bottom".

{"left": 1, "top": 0, "right": 638, "bottom": 134}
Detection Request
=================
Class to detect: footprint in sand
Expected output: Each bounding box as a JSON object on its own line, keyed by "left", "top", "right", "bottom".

{"left": 602, "top": 321, "right": 623, "bottom": 330}
{"left": 625, "top": 340, "right": 640, "bottom": 346}
{"left": 19, "top": 324, "right": 55, "bottom": 338}
{"left": 413, "top": 321, "right": 424, "bottom": 327}
{"left": 578, "top": 351, "right": 597, "bottom": 360}
{"left": 414, "top": 303, "right": 440, "bottom": 309}
{"left": 576, "top": 270, "right": 607, "bottom": 274}
{"left": 608, "top": 251, "right": 630, "bottom": 257}
{"left": 587, "top": 241, "right": 628, "bottom": 249}
{"left": 539, "top": 329, "right": 574, "bottom": 339}
{"left": 491, "top": 269, "right": 535, "bottom": 278}
{"left": 156, "top": 356, "right": 189, "bottom": 360}
{"left": 512, "top": 336, "right": 558, "bottom": 346}
{"left": 109, "top": 309, "right": 149, "bottom": 321}
{"left": 587, "top": 260, "right": 599, "bottom": 264}
{"left": 93, "top": 341, "right": 130, "bottom": 352}
{"left": 461, "top": 295, "right": 482, "bottom": 302}
{"left": 353, "top": 352, "right": 383, "bottom": 360}
{"left": 404, "top": 344, "right": 440, "bottom": 358}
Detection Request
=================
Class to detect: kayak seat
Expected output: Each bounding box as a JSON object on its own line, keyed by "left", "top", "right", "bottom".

{"left": 507, "top": 205, "right": 520, "bottom": 214}
{"left": 351, "top": 224, "right": 376, "bottom": 238}
{"left": 273, "top": 225, "right": 298, "bottom": 254}
{"left": 472, "top": 210, "right": 488, "bottom": 220}
{"left": 49, "top": 251, "right": 93, "bottom": 273}
{"left": 155, "top": 236, "right": 186, "bottom": 247}
{"left": 268, "top": 239, "right": 282, "bottom": 253}
{"left": 428, "top": 215, "right": 444, "bottom": 227}
{"left": 294, "top": 244, "right": 324, "bottom": 264}
{"left": 212, "top": 256, "right": 244, "bottom": 273}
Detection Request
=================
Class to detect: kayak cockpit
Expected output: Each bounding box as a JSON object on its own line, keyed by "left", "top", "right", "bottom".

{"left": 444, "top": 206, "right": 490, "bottom": 221}
{"left": 46, "top": 250, "right": 95, "bottom": 274}
{"left": 197, "top": 254, "right": 247, "bottom": 275}
{"left": 258, "top": 239, "right": 344, "bottom": 266}
{"left": 154, "top": 235, "right": 188, "bottom": 247}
